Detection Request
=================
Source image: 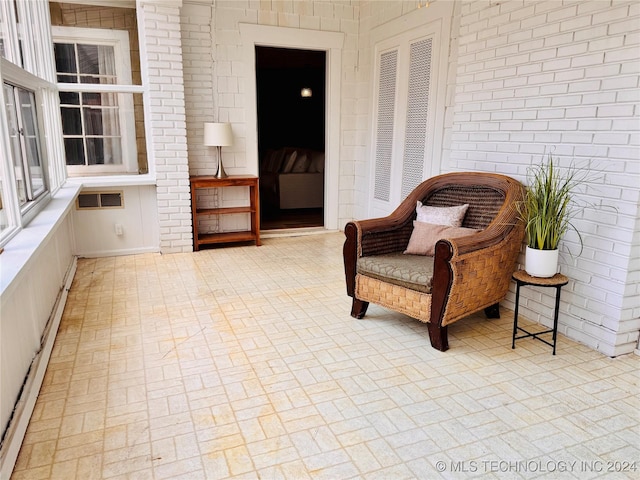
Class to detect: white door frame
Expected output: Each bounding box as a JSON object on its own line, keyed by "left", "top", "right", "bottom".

{"left": 239, "top": 23, "right": 344, "bottom": 231}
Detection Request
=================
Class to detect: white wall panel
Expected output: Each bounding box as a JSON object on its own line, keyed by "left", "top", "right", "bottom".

{"left": 1, "top": 205, "right": 76, "bottom": 472}
{"left": 72, "top": 185, "right": 159, "bottom": 257}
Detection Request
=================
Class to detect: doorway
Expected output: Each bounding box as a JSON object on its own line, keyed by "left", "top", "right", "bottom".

{"left": 255, "top": 46, "right": 326, "bottom": 230}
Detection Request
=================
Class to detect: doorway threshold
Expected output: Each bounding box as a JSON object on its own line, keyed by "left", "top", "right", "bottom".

{"left": 260, "top": 227, "right": 336, "bottom": 239}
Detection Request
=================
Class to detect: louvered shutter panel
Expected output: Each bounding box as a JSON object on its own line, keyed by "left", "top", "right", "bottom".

{"left": 401, "top": 38, "right": 432, "bottom": 199}
{"left": 373, "top": 49, "right": 398, "bottom": 202}
{"left": 368, "top": 8, "right": 451, "bottom": 216}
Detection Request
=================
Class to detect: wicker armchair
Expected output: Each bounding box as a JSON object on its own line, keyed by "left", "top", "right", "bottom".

{"left": 343, "top": 172, "right": 525, "bottom": 351}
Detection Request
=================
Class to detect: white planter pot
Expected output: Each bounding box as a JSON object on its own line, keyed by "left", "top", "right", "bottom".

{"left": 525, "top": 246, "right": 559, "bottom": 278}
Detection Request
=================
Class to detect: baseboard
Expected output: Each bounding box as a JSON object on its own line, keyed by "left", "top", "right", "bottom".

{"left": 261, "top": 227, "right": 336, "bottom": 238}
{"left": 74, "top": 245, "right": 159, "bottom": 258}
{"left": 0, "top": 257, "right": 77, "bottom": 480}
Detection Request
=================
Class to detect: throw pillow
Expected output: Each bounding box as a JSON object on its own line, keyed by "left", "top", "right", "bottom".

{"left": 272, "top": 149, "right": 286, "bottom": 173}
{"left": 281, "top": 150, "right": 298, "bottom": 173}
{"left": 291, "top": 153, "right": 311, "bottom": 173}
{"left": 310, "top": 151, "right": 325, "bottom": 173}
{"left": 404, "top": 221, "right": 481, "bottom": 256}
{"left": 415, "top": 201, "right": 469, "bottom": 227}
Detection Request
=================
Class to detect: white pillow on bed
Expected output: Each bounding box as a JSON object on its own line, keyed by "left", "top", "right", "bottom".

{"left": 291, "top": 153, "right": 311, "bottom": 173}
{"left": 271, "top": 149, "right": 286, "bottom": 173}
{"left": 281, "top": 150, "right": 298, "bottom": 173}
{"left": 309, "top": 151, "right": 325, "bottom": 173}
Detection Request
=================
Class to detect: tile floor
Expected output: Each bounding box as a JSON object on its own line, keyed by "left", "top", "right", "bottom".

{"left": 11, "top": 233, "right": 640, "bottom": 479}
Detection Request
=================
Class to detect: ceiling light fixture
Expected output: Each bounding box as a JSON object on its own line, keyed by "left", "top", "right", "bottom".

{"left": 300, "top": 87, "right": 312, "bottom": 98}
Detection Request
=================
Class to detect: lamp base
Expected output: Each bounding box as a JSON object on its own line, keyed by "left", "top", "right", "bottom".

{"left": 215, "top": 146, "right": 228, "bottom": 178}
{"left": 214, "top": 162, "right": 228, "bottom": 179}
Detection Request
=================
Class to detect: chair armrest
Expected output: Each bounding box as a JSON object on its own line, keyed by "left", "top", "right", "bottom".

{"left": 431, "top": 180, "right": 524, "bottom": 327}
{"left": 343, "top": 206, "right": 416, "bottom": 297}
{"left": 432, "top": 216, "right": 524, "bottom": 328}
{"left": 349, "top": 217, "right": 415, "bottom": 256}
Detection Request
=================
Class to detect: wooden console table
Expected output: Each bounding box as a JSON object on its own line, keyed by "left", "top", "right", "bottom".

{"left": 190, "top": 175, "right": 261, "bottom": 251}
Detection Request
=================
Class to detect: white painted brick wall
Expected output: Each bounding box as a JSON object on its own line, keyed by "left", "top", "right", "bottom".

{"left": 448, "top": 0, "right": 640, "bottom": 356}
{"left": 176, "top": 0, "right": 638, "bottom": 355}
{"left": 139, "top": 1, "right": 192, "bottom": 253}
{"left": 180, "top": 3, "right": 219, "bottom": 235}
{"left": 181, "top": 4, "right": 216, "bottom": 175}
{"left": 180, "top": 0, "right": 362, "bottom": 232}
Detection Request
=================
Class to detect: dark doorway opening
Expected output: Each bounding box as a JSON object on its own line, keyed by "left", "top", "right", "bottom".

{"left": 256, "top": 46, "right": 326, "bottom": 230}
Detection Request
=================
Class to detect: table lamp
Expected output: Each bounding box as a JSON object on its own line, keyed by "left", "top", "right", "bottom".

{"left": 204, "top": 122, "right": 233, "bottom": 178}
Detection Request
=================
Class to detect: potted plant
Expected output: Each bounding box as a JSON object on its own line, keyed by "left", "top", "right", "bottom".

{"left": 516, "top": 154, "right": 586, "bottom": 278}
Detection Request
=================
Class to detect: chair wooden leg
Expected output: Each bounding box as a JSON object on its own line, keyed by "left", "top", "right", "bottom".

{"left": 427, "top": 323, "right": 449, "bottom": 351}
{"left": 350, "top": 298, "right": 369, "bottom": 319}
{"left": 484, "top": 303, "right": 500, "bottom": 319}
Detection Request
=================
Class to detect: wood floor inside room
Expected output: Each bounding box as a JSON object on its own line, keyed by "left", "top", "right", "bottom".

{"left": 261, "top": 207, "right": 324, "bottom": 230}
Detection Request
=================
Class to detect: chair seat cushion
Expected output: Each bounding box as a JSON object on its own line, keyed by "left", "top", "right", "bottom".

{"left": 357, "top": 252, "right": 435, "bottom": 294}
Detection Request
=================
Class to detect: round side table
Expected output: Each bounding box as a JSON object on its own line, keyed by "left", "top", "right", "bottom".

{"left": 512, "top": 270, "right": 569, "bottom": 355}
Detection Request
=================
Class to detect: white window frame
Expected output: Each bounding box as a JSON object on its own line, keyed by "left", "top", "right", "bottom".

{"left": 0, "top": 0, "right": 21, "bottom": 65}
{"left": 0, "top": 82, "right": 19, "bottom": 239}
{"left": 52, "top": 26, "right": 140, "bottom": 176}
{"left": 0, "top": 0, "right": 67, "bottom": 246}
{"left": 0, "top": 58, "right": 56, "bottom": 244}
{"left": 4, "top": 82, "right": 47, "bottom": 205}
{"left": 1, "top": 0, "right": 56, "bottom": 81}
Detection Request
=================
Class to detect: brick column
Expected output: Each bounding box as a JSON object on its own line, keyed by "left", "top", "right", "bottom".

{"left": 137, "top": 0, "right": 192, "bottom": 253}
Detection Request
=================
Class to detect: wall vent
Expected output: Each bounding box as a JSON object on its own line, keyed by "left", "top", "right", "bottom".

{"left": 77, "top": 191, "right": 124, "bottom": 210}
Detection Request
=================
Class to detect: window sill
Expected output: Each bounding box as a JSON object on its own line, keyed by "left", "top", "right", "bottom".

{"left": 0, "top": 183, "right": 81, "bottom": 296}
{"left": 65, "top": 173, "right": 157, "bottom": 188}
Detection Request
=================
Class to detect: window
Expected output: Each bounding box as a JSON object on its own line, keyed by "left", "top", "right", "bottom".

{"left": 0, "top": 0, "right": 62, "bottom": 245}
{"left": 0, "top": 1, "right": 21, "bottom": 66}
{"left": 1, "top": 0, "right": 55, "bottom": 81}
{"left": 0, "top": 155, "right": 9, "bottom": 234}
{"left": 4, "top": 83, "right": 46, "bottom": 206}
{"left": 0, "top": 63, "right": 55, "bottom": 243}
{"left": 52, "top": 27, "right": 139, "bottom": 175}
{"left": 0, "top": 78, "right": 12, "bottom": 238}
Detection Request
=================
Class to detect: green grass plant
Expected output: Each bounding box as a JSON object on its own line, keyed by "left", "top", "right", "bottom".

{"left": 516, "top": 155, "right": 585, "bottom": 252}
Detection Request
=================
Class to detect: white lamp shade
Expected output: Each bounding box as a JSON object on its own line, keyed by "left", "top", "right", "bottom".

{"left": 204, "top": 122, "right": 233, "bottom": 147}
